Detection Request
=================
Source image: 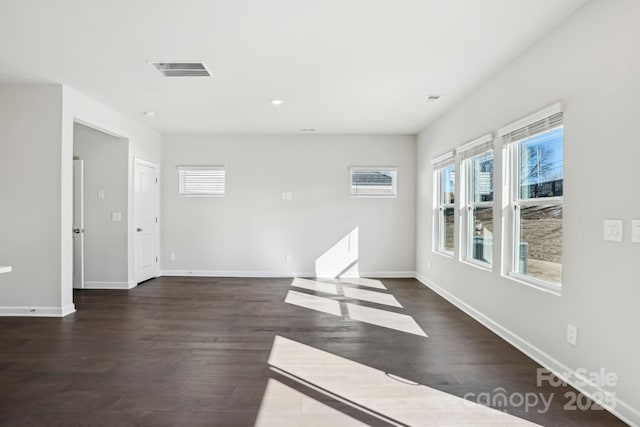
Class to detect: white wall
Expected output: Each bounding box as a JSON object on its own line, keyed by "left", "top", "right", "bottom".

{"left": 0, "top": 83, "right": 161, "bottom": 315}
{"left": 161, "top": 134, "right": 416, "bottom": 277}
{"left": 0, "top": 85, "right": 69, "bottom": 315}
{"left": 416, "top": 0, "right": 639, "bottom": 423}
{"left": 73, "top": 123, "right": 128, "bottom": 285}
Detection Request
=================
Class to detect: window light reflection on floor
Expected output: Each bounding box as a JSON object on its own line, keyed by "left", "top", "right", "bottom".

{"left": 284, "top": 290, "right": 342, "bottom": 316}
{"left": 345, "top": 303, "right": 425, "bottom": 337}
{"left": 284, "top": 279, "right": 426, "bottom": 337}
{"left": 257, "top": 336, "right": 540, "bottom": 427}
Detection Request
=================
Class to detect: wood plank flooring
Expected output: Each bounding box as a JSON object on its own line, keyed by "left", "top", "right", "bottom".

{"left": 0, "top": 277, "right": 626, "bottom": 426}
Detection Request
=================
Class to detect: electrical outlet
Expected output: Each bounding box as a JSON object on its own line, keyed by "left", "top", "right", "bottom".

{"left": 567, "top": 324, "right": 578, "bottom": 346}
{"left": 97, "top": 190, "right": 105, "bottom": 199}
{"left": 285, "top": 254, "right": 292, "bottom": 263}
{"left": 170, "top": 252, "right": 176, "bottom": 261}
{"left": 111, "top": 212, "right": 122, "bottom": 222}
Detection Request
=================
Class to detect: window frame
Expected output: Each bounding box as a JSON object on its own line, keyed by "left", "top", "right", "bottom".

{"left": 500, "top": 102, "right": 564, "bottom": 293}
{"left": 459, "top": 134, "right": 494, "bottom": 270}
{"left": 432, "top": 152, "right": 456, "bottom": 257}
{"left": 349, "top": 166, "right": 397, "bottom": 198}
{"left": 178, "top": 165, "right": 226, "bottom": 197}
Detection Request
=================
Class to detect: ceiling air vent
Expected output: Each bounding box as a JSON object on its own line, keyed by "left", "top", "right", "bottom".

{"left": 149, "top": 62, "right": 211, "bottom": 77}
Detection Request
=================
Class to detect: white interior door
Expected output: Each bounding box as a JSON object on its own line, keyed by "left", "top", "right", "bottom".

{"left": 73, "top": 159, "right": 85, "bottom": 289}
{"left": 135, "top": 159, "right": 158, "bottom": 283}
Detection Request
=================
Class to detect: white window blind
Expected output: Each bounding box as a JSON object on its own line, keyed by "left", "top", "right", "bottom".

{"left": 431, "top": 150, "right": 455, "bottom": 170}
{"left": 499, "top": 102, "right": 564, "bottom": 145}
{"left": 178, "top": 166, "right": 225, "bottom": 196}
{"left": 458, "top": 134, "right": 494, "bottom": 160}
{"left": 349, "top": 167, "right": 397, "bottom": 197}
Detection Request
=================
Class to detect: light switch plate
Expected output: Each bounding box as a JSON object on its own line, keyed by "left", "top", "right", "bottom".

{"left": 632, "top": 220, "right": 640, "bottom": 244}
{"left": 603, "top": 219, "right": 623, "bottom": 242}
{"left": 286, "top": 192, "right": 292, "bottom": 201}
{"left": 97, "top": 190, "right": 105, "bottom": 199}
{"left": 111, "top": 212, "right": 122, "bottom": 222}
{"left": 566, "top": 324, "right": 578, "bottom": 346}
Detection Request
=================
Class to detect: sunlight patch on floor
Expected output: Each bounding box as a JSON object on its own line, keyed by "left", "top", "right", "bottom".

{"left": 255, "top": 378, "right": 368, "bottom": 427}
{"left": 291, "top": 277, "right": 339, "bottom": 295}
{"left": 339, "top": 277, "right": 387, "bottom": 290}
{"left": 342, "top": 286, "right": 402, "bottom": 308}
{"left": 261, "top": 336, "right": 540, "bottom": 427}
{"left": 345, "top": 303, "right": 425, "bottom": 337}
{"left": 286, "top": 277, "right": 424, "bottom": 337}
{"left": 285, "top": 290, "right": 342, "bottom": 316}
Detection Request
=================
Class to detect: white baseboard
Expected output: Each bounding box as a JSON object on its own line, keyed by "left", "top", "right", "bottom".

{"left": 0, "top": 303, "right": 76, "bottom": 317}
{"left": 160, "top": 270, "right": 313, "bottom": 278}
{"left": 160, "top": 270, "right": 416, "bottom": 279}
{"left": 414, "top": 272, "right": 639, "bottom": 427}
{"left": 83, "top": 281, "right": 135, "bottom": 289}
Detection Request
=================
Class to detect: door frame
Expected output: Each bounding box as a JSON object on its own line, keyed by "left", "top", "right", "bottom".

{"left": 134, "top": 158, "right": 160, "bottom": 283}
{"left": 72, "top": 159, "right": 85, "bottom": 289}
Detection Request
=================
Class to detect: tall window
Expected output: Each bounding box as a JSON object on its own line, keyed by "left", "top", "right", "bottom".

{"left": 501, "top": 103, "right": 564, "bottom": 289}
{"left": 433, "top": 152, "right": 455, "bottom": 255}
{"left": 460, "top": 134, "right": 494, "bottom": 268}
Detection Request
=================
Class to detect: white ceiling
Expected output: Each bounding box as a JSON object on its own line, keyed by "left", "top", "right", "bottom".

{"left": 0, "top": 0, "right": 586, "bottom": 134}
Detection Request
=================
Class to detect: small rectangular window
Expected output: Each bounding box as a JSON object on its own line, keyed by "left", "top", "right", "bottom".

{"left": 501, "top": 102, "right": 564, "bottom": 290}
{"left": 432, "top": 152, "right": 455, "bottom": 256}
{"left": 178, "top": 166, "right": 225, "bottom": 196}
{"left": 349, "top": 167, "right": 397, "bottom": 197}
{"left": 459, "top": 134, "right": 494, "bottom": 268}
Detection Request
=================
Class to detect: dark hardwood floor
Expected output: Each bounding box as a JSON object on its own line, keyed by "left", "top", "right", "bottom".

{"left": 0, "top": 277, "right": 626, "bottom": 426}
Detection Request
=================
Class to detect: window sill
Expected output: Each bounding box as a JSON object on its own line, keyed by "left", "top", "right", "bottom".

{"left": 504, "top": 272, "right": 562, "bottom": 296}
{"left": 350, "top": 194, "right": 397, "bottom": 199}
{"left": 433, "top": 249, "right": 454, "bottom": 259}
{"left": 461, "top": 259, "right": 492, "bottom": 272}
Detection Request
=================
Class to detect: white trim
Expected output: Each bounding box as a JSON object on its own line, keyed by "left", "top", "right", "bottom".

{"left": 177, "top": 165, "right": 225, "bottom": 171}
{"left": 0, "top": 304, "right": 76, "bottom": 317}
{"left": 461, "top": 258, "right": 493, "bottom": 272}
{"left": 431, "top": 150, "right": 455, "bottom": 165}
{"left": 498, "top": 101, "right": 564, "bottom": 137}
{"left": 160, "top": 270, "right": 415, "bottom": 279}
{"left": 83, "top": 281, "right": 136, "bottom": 289}
{"left": 134, "top": 158, "right": 160, "bottom": 283}
{"left": 348, "top": 166, "right": 397, "bottom": 172}
{"left": 414, "top": 273, "right": 639, "bottom": 427}
{"left": 504, "top": 272, "right": 562, "bottom": 296}
{"left": 457, "top": 133, "right": 493, "bottom": 153}
{"left": 134, "top": 157, "right": 158, "bottom": 169}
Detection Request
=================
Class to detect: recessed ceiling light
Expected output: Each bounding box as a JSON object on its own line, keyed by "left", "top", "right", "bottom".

{"left": 143, "top": 111, "right": 155, "bottom": 118}
{"left": 425, "top": 95, "right": 442, "bottom": 102}
{"left": 301, "top": 128, "right": 316, "bottom": 132}
{"left": 270, "top": 99, "right": 284, "bottom": 106}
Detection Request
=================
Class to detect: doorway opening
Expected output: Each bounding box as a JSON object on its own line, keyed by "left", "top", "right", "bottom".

{"left": 72, "top": 123, "right": 129, "bottom": 289}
